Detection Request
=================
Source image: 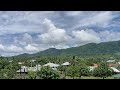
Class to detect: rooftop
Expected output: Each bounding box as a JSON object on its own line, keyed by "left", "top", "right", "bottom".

{"left": 112, "top": 74, "right": 120, "bottom": 77}
{"left": 61, "top": 62, "right": 70, "bottom": 66}
{"left": 43, "top": 63, "right": 60, "bottom": 67}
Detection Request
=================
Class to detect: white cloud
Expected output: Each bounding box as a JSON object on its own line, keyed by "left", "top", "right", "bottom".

{"left": 22, "top": 33, "right": 33, "bottom": 45}
{"left": 38, "top": 18, "right": 70, "bottom": 45}
{"left": 99, "top": 30, "right": 120, "bottom": 42}
{"left": 0, "top": 44, "right": 23, "bottom": 53}
{"left": 0, "top": 11, "right": 58, "bottom": 35}
{"left": 72, "top": 29, "right": 100, "bottom": 45}
{"left": 13, "top": 33, "right": 33, "bottom": 46}
{"left": 0, "top": 44, "right": 5, "bottom": 51}
{"left": 24, "top": 44, "right": 38, "bottom": 52}
{"left": 70, "top": 11, "right": 118, "bottom": 30}
{"left": 7, "top": 45, "right": 23, "bottom": 53}
{"left": 0, "top": 11, "right": 120, "bottom": 56}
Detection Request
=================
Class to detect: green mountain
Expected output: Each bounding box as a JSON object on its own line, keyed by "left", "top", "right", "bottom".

{"left": 14, "top": 40, "right": 120, "bottom": 58}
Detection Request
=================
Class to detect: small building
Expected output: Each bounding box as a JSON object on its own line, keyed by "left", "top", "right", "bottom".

{"left": 118, "top": 62, "right": 120, "bottom": 64}
{"left": 110, "top": 67, "right": 120, "bottom": 74}
{"left": 43, "top": 63, "right": 60, "bottom": 69}
{"left": 88, "top": 64, "right": 98, "bottom": 71}
{"left": 16, "top": 65, "right": 41, "bottom": 73}
{"left": 88, "top": 66, "right": 96, "bottom": 71}
{"left": 107, "top": 60, "right": 115, "bottom": 63}
{"left": 108, "top": 64, "right": 116, "bottom": 67}
{"left": 112, "top": 74, "right": 120, "bottom": 79}
{"left": 28, "top": 64, "right": 41, "bottom": 72}
{"left": 16, "top": 66, "right": 28, "bottom": 74}
{"left": 93, "top": 64, "right": 98, "bottom": 67}
{"left": 61, "top": 62, "right": 70, "bottom": 66}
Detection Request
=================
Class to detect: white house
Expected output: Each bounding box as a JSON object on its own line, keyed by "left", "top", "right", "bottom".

{"left": 61, "top": 62, "right": 70, "bottom": 66}
{"left": 16, "top": 66, "right": 28, "bottom": 73}
{"left": 107, "top": 60, "right": 115, "bottom": 63}
{"left": 110, "top": 67, "right": 120, "bottom": 73}
{"left": 43, "top": 63, "right": 60, "bottom": 68}
{"left": 16, "top": 65, "right": 41, "bottom": 73}
{"left": 118, "top": 62, "right": 120, "bottom": 64}
{"left": 28, "top": 64, "right": 41, "bottom": 72}
{"left": 88, "top": 66, "right": 96, "bottom": 71}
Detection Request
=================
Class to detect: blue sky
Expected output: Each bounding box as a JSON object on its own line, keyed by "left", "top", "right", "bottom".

{"left": 0, "top": 11, "right": 120, "bottom": 56}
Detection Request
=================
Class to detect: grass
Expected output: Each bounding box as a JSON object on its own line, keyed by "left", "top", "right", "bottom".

{"left": 81, "top": 76, "right": 114, "bottom": 79}
{"left": 64, "top": 76, "right": 114, "bottom": 79}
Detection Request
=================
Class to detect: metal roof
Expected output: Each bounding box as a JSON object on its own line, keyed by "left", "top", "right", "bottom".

{"left": 110, "top": 67, "right": 120, "bottom": 73}
{"left": 112, "top": 74, "right": 120, "bottom": 77}
{"left": 61, "top": 62, "right": 70, "bottom": 66}
{"left": 43, "top": 63, "right": 60, "bottom": 67}
{"left": 107, "top": 60, "right": 115, "bottom": 63}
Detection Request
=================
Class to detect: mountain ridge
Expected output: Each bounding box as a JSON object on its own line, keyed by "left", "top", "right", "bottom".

{"left": 13, "top": 40, "right": 120, "bottom": 58}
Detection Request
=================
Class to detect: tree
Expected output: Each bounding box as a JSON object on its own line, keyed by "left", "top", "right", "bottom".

{"left": 37, "top": 66, "right": 60, "bottom": 79}
{"left": 58, "top": 65, "right": 67, "bottom": 79}
{"left": 58, "top": 65, "right": 66, "bottom": 74}
{"left": 93, "top": 62, "right": 112, "bottom": 79}
{"left": 0, "top": 69, "right": 15, "bottom": 79}
{"left": 28, "top": 71, "right": 37, "bottom": 79}
{"left": 78, "top": 65, "right": 90, "bottom": 79}
{"left": 65, "top": 65, "right": 78, "bottom": 79}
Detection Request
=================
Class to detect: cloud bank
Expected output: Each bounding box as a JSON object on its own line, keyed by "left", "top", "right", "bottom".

{"left": 0, "top": 11, "right": 120, "bottom": 56}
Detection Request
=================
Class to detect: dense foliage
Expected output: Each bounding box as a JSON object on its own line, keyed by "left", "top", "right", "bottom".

{"left": 37, "top": 66, "right": 60, "bottom": 79}
{"left": 93, "top": 62, "right": 112, "bottom": 79}
{"left": 0, "top": 40, "right": 119, "bottom": 79}
{"left": 13, "top": 40, "right": 120, "bottom": 59}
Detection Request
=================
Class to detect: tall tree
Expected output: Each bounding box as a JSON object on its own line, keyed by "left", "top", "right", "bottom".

{"left": 28, "top": 71, "right": 37, "bottom": 79}
{"left": 65, "top": 65, "right": 78, "bottom": 79}
{"left": 93, "top": 62, "right": 112, "bottom": 79}
{"left": 37, "top": 66, "right": 60, "bottom": 79}
{"left": 78, "top": 65, "right": 90, "bottom": 79}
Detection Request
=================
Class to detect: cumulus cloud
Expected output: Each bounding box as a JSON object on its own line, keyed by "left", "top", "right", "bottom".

{"left": 68, "top": 11, "right": 119, "bottom": 30}
{"left": 0, "top": 11, "right": 120, "bottom": 56}
{"left": 0, "top": 44, "right": 5, "bottom": 51}
{"left": 0, "top": 44, "right": 23, "bottom": 53}
{"left": 7, "top": 45, "right": 23, "bottom": 53}
{"left": 24, "top": 44, "right": 39, "bottom": 52}
{"left": 22, "top": 33, "right": 33, "bottom": 44}
{"left": 38, "top": 18, "right": 70, "bottom": 45}
{"left": 13, "top": 33, "right": 33, "bottom": 46}
{"left": 99, "top": 30, "right": 120, "bottom": 42}
{"left": 72, "top": 30, "right": 100, "bottom": 46}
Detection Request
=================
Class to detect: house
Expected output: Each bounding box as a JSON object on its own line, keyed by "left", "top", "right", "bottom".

{"left": 28, "top": 64, "right": 41, "bottom": 72}
{"left": 118, "top": 62, "right": 120, "bottom": 64}
{"left": 88, "top": 66, "right": 96, "bottom": 71}
{"left": 43, "top": 63, "right": 60, "bottom": 69}
{"left": 93, "top": 64, "right": 98, "bottom": 67}
{"left": 107, "top": 60, "right": 115, "bottom": 63}
{"left": 16, "top": 64, "right": 41, "bottom": 73}
{"left": 88, "top": 64, "right": 98, "bottom": 71}
{"left": 108, "top": 64, "right": 115, "bottom": 67}
{"left": 16, "top": 66, "right": 28, "bottom": 73}
{"left": 112, "top": 74, "right": 120, "bottom": 79}
{"left": 110, "top": 67, "right": 120, "bottom": 73}
{"left": 61, "top": 62, "right": 70, "bottom": 66}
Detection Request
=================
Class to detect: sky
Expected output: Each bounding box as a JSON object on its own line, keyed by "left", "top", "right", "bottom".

{"left": 0, "top": 11, "right": 120, "bottom": 56}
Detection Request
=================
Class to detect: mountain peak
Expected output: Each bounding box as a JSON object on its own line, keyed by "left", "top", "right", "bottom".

{"left": 12, "top": 40, "right": 120, "bottom": 59}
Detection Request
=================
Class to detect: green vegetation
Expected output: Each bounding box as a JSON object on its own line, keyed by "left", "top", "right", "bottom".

{"left": 93, "top": 62, "right": 112, "bottom": 79}
{"left": 28, "top": 71, "right": 37, "bottom": 79}
{"left": 13, "top": 40, "right": 120, "bottom": 59}
{"left": 37, "top": 66, "right": 60, "bottom": 79}
{"left": 0, "top": 40, "right": 120, "bottom": 79}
